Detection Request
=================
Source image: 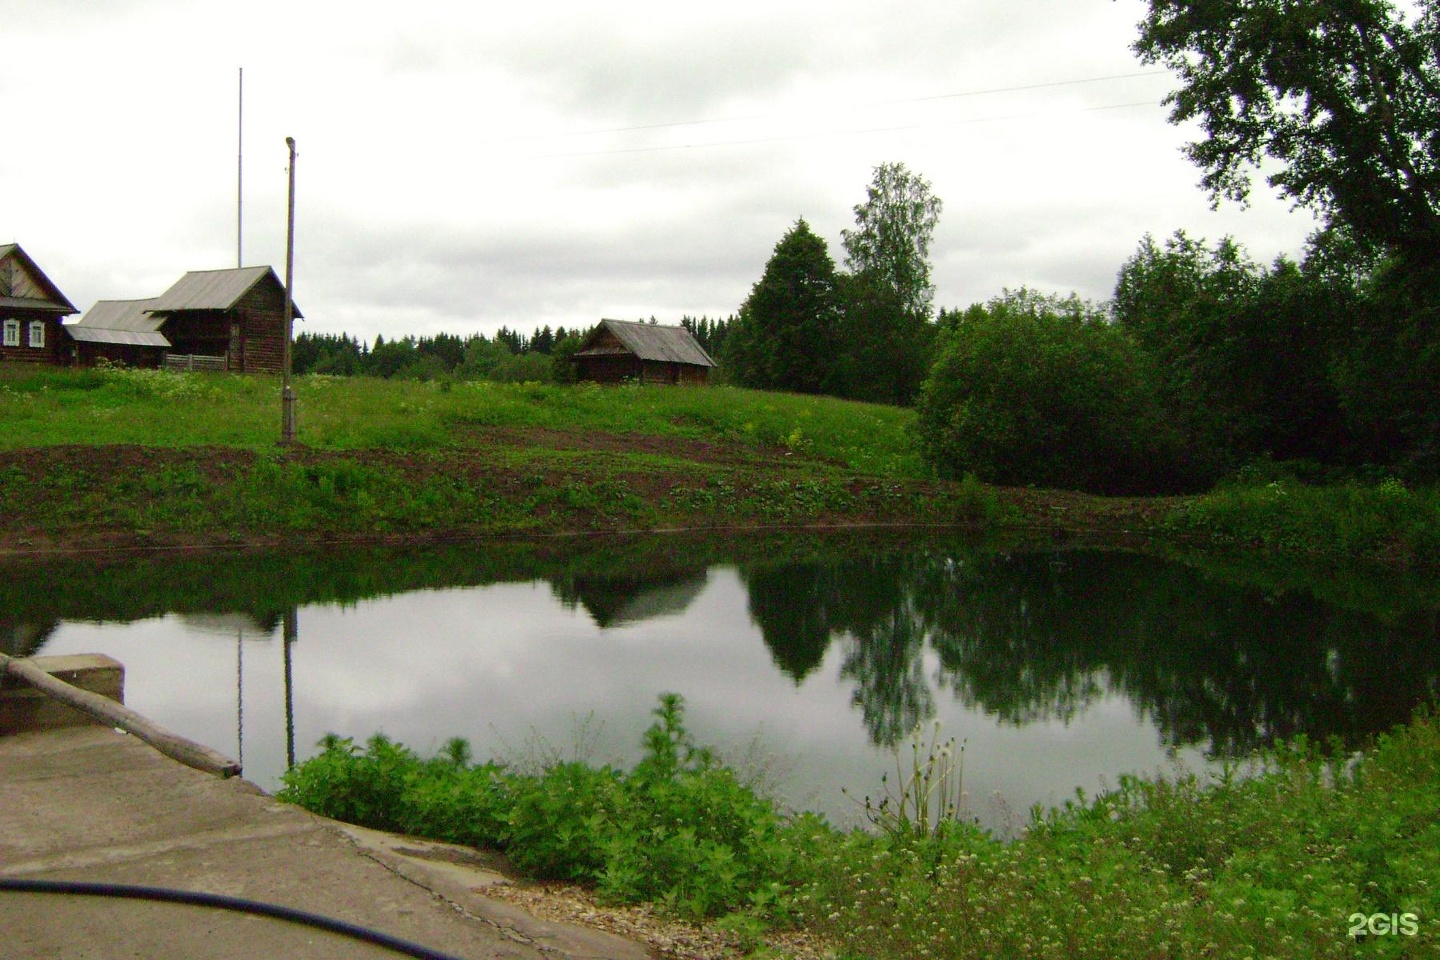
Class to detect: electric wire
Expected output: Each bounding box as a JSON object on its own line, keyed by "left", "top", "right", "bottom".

{"left": 529, "top": 98, "right": 1165, "bottom": 159}
{"left": 482, "top": 68, "right": 1170, "bottom": 145}
{"left": 0, "top": 878, "right": 470, "bottom": 960}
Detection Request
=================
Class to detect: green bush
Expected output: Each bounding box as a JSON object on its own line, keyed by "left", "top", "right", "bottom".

{"left": 281, "top": 702, "right": 1440, "bottom": 955}
{"left": 914, "top": 290, "right": 1185, "bottom": 495}
{"left": 280, "top": 693, "right": 798, "bottom": 919}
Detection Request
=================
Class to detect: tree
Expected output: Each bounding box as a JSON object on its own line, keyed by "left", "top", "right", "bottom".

{"left": 915, "top": 290, "right": 1183, "bottom": 494}
{"left": 1133, "top": 0, "right": 1440, "bottom": 264}
{"left": 1134, "top": 2, "right": 1440, "bottom": 476}
{"left": 722, "top": 219, "right": 842, "bottom": 394}
{"left": 841, "top": 162, "right": 944, "bottom": 319}
{"left": 835, "top": 162, "right": 944, "bottom": 405}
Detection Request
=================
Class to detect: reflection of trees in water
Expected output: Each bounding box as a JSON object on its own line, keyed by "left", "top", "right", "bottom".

{"left": 742, "top": 556, "right": 935, "bottom": 745}
{"left": 1, "top": 619, "right": 59, "bottom": 657}
{"left": 837, "top": 604, "right": 933, "bottom": 747}
{"left": 742, "top": 549, "right": 1440, "bottom": 754}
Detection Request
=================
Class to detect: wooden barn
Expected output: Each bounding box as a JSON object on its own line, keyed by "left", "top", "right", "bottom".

{"left": 571, "top": 318, "right": 716, "bottom": 385}
{"left": 144, "top": 266, "right": 301, "bottom": 374}
{"left": 0, "top": 244, "right": 79, "bottom": 366}
{"left": 66, "top": 298, "right": 168, "bottom": 368}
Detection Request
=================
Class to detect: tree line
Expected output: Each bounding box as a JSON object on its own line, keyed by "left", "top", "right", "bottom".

{"left": 293, "top": 316, "right": 731, "bottom": 382}
{"left": 295, "top": 1, "right": 1437, "bottom": 494}
{"left": 729, "top": 0, "right": 1439, "bottom": 492}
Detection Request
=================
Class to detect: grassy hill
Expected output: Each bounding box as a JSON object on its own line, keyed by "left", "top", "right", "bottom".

{"left": 0, "top": 367, "right": 923, "bottom": 476}
{"left": 0, "top": 366, "right": 1035, "bottom": 552}
{"left": 5, "top": 366, "right": 1432, "bottom": 570}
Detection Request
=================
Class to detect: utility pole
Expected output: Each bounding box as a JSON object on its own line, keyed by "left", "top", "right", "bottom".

{"left": 237, "top": 67, "right": 244, "bottom": 268}
{"left": 281, "top": 136, "right": 297, "bottom": 444}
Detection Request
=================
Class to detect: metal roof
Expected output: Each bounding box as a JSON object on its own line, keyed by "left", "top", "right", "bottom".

{"left": 575, "top": 319, "right": 716, "bottom": 366}
{"left": 65, "top": 298, "right": 170, "bottom": 347}
{"left": 65, "top": 325, "right": 171, "bottom": 347}
{"left": 73, "top": 299, "right": 164, "bottom": 333}
{"left": 149, "top": 266, "right": 303, "bottom": 318}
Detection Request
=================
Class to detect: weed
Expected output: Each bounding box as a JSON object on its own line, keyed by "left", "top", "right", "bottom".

{"left": 281, "top": 704, "right": 1440, "bottom": 957}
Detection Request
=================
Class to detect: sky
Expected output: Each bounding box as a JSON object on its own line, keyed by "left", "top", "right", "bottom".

{"left": 4, "top": 0, "right": 1321, "bottom": 344}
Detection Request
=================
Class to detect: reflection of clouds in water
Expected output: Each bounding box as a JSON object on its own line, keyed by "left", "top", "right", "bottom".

{"left": 46, "top": 544, "right": 1415, "bottom": 830}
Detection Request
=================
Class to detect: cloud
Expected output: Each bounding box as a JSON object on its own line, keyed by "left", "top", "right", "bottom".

{"left": 3, "top": 0, "right": 1322, "bottom": 342}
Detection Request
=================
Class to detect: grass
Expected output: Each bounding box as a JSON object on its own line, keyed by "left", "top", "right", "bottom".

{"left": 1165, "top": 475, "right": 1440, "bottom": 565}
{"left": 0, "top": 366, "right": 1005, "bottom": 549}
{"left": 4, "top": 365, "right": 1439, "bottom": 568}
{"left": 281, "top": 695, "right": 1440, "bottom": 959}
{"left": 0, "top": 366, "right": 925, "bottom": 477}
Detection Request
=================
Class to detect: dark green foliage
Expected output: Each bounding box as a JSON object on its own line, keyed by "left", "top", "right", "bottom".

{"left": 280, "top": 693, "right": 798, "bottom": 920}
{"left": 1133, "top": 0, "right": 1440, "bottom": 263}
{"left": 1130, "top": 2, "right": 1440, "bottom": 480}
{"left": 727, "top": 164, "right": 944, "bottom": 406}
{"left": 914, "top": 290, "right": 1182, "bottom": 494}
{"left": 283, "top": 702, "right": 1440, "bottom": 957}
{"left": 831, "top": 272, "right": 937, "bottom": 406}
{"left": 1114, "top": 231, "right": 1357, "bottom": 478}
{"left": 723, "top": 219, "right": 843, "bottom": 394}
{"left": 1115, "top": 228, "right": 1439, "bottom": 480}
{"left": 1330, "top": 259, "right": 1440, "bottom": 476}
{"left": 505, "top": 761, "right": 622, "bottom": 881}
{"left": 1165, "top": 475, "right": 1440, "bottom": 563}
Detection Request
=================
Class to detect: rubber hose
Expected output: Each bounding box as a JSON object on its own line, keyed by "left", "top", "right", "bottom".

{"left": 0, "top": 877, "right": 470, "bottom": 960}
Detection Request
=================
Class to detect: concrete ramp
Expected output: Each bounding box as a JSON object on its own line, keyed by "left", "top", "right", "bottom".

{"left": 0, "top": 724, "right": 650, "bottom": 960}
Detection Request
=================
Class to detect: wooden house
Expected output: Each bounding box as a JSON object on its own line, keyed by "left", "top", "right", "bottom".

{"left": 571, "top": 318, "right": 716, "bottom": 385}
{"left": 0, "top": 244, "right": 79, "bottom": 366}
{"left": 145, "top": 266, "right": 301, "bottom": 374}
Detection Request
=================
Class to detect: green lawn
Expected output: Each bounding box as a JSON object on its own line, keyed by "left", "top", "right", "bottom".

{"left": 0, "top": 366, "right": 925, "bottom": 478}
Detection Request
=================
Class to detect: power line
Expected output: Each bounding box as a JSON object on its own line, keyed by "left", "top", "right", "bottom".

{"left": 484, "top": 69, "right": 1171, "bottom": 146}
{"left": 528, "top": 98, "right": 1166, "bottom": 160}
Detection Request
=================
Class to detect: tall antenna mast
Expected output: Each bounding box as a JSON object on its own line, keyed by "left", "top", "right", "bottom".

{"left": 237, "top": 67, "right": 244, "bottom": 268}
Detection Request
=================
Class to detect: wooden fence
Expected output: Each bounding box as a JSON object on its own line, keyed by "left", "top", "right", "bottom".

{"left": 164, "top": 354, "right": 228, "bottom": 373}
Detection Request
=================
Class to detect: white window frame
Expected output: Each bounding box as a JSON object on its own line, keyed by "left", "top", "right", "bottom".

{"left": 27, "top": 320, "right": 45, "bottom": 349}
{"left": 1, "top": 319, "right": 18, "bottom": 348}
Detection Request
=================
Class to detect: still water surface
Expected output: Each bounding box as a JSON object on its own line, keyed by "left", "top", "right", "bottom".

{"left": 12, "top": 532, "right": 1438, "bottom": 830}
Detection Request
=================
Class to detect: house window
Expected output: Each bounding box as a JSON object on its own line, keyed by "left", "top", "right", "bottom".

{"left": 28, "top": 321, "right": 45, "bottom": 349}
{"left": 1, "top": 319, "right": 18, "bottom": 347}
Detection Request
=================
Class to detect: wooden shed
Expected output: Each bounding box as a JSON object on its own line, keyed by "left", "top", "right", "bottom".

{"left": 571, "top": 318, "right": 716, "bottom": 385}
{"left": 66, "top": 298, "right": 168, "bottom": 368}
{"left": 146, "top": 266, "right": 301, "bottom": 374}
{"left": 0, "top": 244, "right": 79, "bottom": 366}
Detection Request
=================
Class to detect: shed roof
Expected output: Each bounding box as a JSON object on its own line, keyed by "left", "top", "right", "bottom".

{"left": 66, "top": 298, "right": 170, "bottom": 347}
{"left": 575, "top": 319, "right": 715, "bottom": 367}
{"left": 73, "top": 298, "right": 164, "bottom": 333}
{"left": 0, "top": 243, "right": 79, "bottom": 315}
{"left": 149, "top": 266, "right": 303, "bottom": 318}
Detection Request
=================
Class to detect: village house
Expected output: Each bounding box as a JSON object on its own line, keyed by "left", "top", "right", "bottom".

{"left": 66, "top": 266, "right": 301, "bottom": 374}
{"left": 0, "top": 244, "right": 79, "bottom": 366}
{"left": 571, "top": 318, "right": 716, "bottom": 385}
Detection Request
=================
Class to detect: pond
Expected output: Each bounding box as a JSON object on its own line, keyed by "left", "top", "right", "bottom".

{"left": 7, "top": 530, "right": 1438, "bottom": 831}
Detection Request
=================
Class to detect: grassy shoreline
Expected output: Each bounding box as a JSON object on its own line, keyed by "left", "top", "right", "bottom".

{"left": 0, "top": 366, "right": 1435, "bottom": 568}
{"left": 281, "top": 694, "right": 1440, "bottom": 959}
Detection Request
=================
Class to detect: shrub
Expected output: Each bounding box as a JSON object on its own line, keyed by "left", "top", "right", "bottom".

{"left": 915, "top": 290, "right": 1185, "bottom": 494}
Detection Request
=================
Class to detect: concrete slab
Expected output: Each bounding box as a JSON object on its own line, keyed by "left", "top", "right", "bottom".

{"left": 0, "top": 725, "right": 651, "bottom": 960}
{"left": 0, "top": 654, "right": 124, "bottom": 733}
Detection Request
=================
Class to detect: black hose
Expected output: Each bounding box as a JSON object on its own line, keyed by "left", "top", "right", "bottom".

{"left": 0, "top": 877, "right": 471, "bottom": 960}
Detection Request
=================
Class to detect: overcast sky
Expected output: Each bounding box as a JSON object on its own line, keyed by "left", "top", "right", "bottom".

{"left": 5, "top": 0, "right": 1320, "bottom": 343}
